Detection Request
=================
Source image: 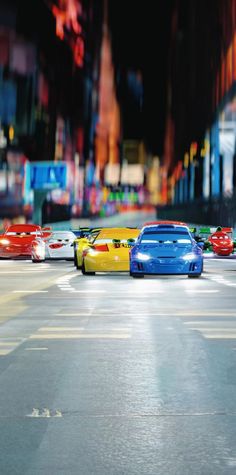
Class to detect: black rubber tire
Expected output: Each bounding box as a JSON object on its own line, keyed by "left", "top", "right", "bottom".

{"left": 188, "top": 274, "right": 201, "bottom": 278}
{"left": 81, "top": 261, "right": 95, "bottom": 275}
{"left": 32, "top": 258, "right": 44, "bottom": 263}
{"left": 74, "top": 254, "right": 80, "bottom": 269}
{"left": 130, "top": 272, "right": 144, "bottom": 278}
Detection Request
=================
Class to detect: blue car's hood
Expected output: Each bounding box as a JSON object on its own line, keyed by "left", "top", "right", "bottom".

{"left": 133, "top": 243, "right": 195, "bottom": 258}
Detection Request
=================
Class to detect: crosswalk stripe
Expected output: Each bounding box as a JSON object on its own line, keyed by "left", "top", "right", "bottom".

{"left": 29, "top": 333, "right": 131, "bottom": 339}
{"left": 0, "top": 349, "right": 12, "bottom": 355}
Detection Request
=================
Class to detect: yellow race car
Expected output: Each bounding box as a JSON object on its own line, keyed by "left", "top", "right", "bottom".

{"left": 74, "top": 228, "right": 101, "bottom": 269}
{"left": 81, "top": 227, "right": 140, "bottom": 275}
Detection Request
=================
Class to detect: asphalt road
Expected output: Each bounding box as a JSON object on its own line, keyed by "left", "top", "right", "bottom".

{"left": 0, "top": 256, "right": 236, "bottom": 475}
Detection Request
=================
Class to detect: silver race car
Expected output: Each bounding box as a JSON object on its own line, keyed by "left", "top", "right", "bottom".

{"left": 31, "top": 230, "right": 76, "bottom": 262}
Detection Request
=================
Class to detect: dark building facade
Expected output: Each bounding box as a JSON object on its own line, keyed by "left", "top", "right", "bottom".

{"left": 0, "top": 0, "right": 103, "bottom": 220}
{"left": 160, "top": 0, "right": 236, "bottom": 226}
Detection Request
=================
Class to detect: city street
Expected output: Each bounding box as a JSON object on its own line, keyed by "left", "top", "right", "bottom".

{"left": 0, "top": 257, "right": 236, "bottom": 474}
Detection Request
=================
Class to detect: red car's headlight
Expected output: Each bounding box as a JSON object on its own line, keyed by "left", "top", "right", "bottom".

{"left": 0, "top": 239, "right": 10, "bottom": 245}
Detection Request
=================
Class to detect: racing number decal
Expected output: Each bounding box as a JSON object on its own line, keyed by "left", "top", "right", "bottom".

{"left": 112, "top": 243, "right": 131, "bottom": 249}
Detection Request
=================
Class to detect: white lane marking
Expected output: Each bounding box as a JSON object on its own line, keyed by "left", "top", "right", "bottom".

{"left": 110, "top": 290, "right": 165, "bottom": 294}
{"left": 191, "top": 325, "right": 236, "bottom": 334}
{"left": 184, "top": 321, "right": 236, "bottom": 325}
{"left": 56, "top": 274, "right": 78, "bottom": 292}
{"left": 0, "top": 271, "right": 44, "bottom": 274}
{"left": 189, "top": 327, "right": 236, "bottom": 332}
{"left": 56, "top": 274, "right": 78, "bottom": 281}
{"left": 0, "top": 261, "right": 14, "bottom": 263}
{"left": 204, "top": 333, "right": 236, "bottom": 339}
{"left": 54, "top": 313, "right": 92, "bottom": 316}
{"left": 25, "top": 348, "right": 48, "bottom": 351}
{"left": 29, "top": 333, "right": 131, "bottom": 339}
{"left": 27, "top": 408, "right": 62, "bottom": 418}
{"left": 208, "top": 259, "right": 236, "bottom": 262}
{"left": 69, "top": 290, "right": 107, "bottom": 293}
{"left": 209, "top": 275, "right": 236, "bottom": 287}
{"left": 185, "top": 290, "right": 219, "bottom": 293}
{"left": 39, "top": 327, "right": 84, "bottom": 331}
{"left": 12, "top": 290, "right": 49, "bottom": 293}
{"left": 54, "top": 311, "right": 236, "bottom": 318}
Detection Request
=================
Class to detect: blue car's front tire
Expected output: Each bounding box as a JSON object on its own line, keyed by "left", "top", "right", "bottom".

{"left": 130, "top": 271, "right": 144, "bottom": 278}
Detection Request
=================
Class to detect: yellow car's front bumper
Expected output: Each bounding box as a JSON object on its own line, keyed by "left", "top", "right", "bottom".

{"left": 84, "top": 253, "right": 130, "bottom": 272}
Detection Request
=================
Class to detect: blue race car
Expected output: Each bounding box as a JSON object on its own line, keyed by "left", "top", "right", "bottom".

{"left": 129, "top": 224, "right": 203, "bottom": 278}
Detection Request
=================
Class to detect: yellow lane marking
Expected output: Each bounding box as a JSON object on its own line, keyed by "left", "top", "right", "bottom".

{"left": 0, "top": 270, "right": 75, "bottom": 323}
{"left": 0, "top": 342, "right": 21, "bottom": 346}
{"left": 29, "top": 333, "right": 131, "bottom": 339}
{"left": 0, "top": 349, "right": 12, "bottom": 355}
{"left": 12, "top": 290, "right": 48, "bottom": 293}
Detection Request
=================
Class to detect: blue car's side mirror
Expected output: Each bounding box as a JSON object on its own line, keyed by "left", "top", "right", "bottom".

{"left": 197, "top": 241, "right": 204, "bottom": 249}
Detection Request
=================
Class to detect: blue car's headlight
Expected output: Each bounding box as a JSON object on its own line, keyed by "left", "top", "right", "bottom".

{"left": 182, "top": 252, "right": 197, "bottom": 260}
{"left": 136, "top": 252, "right": 151, "bottom": 261}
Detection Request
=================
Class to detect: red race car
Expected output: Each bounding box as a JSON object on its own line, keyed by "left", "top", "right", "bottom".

{"left": 0, "top": 224, "right": 43, "bottom": 259}
{"left": 207, "top": 227, "right": 234, "bottom": 256}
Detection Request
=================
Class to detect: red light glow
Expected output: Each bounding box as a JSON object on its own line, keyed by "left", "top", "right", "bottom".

{"left": 50, "top": 0, "right": 84, "bottom": 67}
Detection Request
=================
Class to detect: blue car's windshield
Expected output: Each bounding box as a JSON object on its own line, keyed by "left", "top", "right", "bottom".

{"left": 140, "top": 230, "right": 192, "bottom": 244}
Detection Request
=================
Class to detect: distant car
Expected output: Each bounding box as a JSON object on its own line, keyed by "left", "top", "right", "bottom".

{"left": 207, "top": 227, "right": 234, "bottom": 256}
{"left": 70, "top": 227, "right": 96, "bottom": 238}
{"left": 194, "top": 226, "right": 235, "bottom": 256}
{"left": 81, "top": 227, "right": 140, "bottom": 275}
{"left": 31, "top": 230, "right": 77, "bottom": 262}
{"left": 129, "top": 224, "right": 203, "bottom": 278}
{"left": 74, "top": 228, "right": 102, "bottom": 269}
{"left": 0, "top": 224, "right": 42, "bottom": 259}
{"left": 144, "top": 220, "right": 188, "bottom": 226}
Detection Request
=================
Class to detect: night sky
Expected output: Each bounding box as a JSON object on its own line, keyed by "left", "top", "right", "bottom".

{"left": 108, "top": 0, "right": 174, "bottom": 156}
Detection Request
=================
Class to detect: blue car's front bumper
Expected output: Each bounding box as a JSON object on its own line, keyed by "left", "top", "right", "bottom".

{"left": 130, "top": 257, "right": 203, "bottom": 275}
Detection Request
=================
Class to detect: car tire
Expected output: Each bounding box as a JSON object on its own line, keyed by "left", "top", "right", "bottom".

{"left": 74, "top": 254, "right": 81, "bottom": 269}
{"left": 188, "top": 274, "right": 201, "bottom": 278}
{"left": 130, "top": 272, "right": 144, "bottom": 278}
{"left": 32, "top": 258, "right": 44, "bottom": 263}
{"left": 81, "top": 261, "right": 95, "bottom": 276}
